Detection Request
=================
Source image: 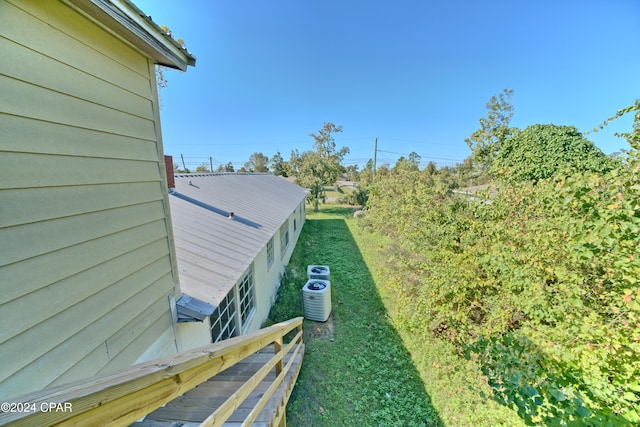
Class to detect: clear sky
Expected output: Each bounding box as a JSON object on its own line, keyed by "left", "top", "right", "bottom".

{"left": 133, "top": 0, "right": 640, "bottom": 171}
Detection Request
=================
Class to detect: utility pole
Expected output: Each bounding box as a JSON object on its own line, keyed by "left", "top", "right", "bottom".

{"left": 209, "top": 156, "right": 213, "bottom": 172}
{"left": 373, "top": 137, "right": 378, "bottom": 177}
{"left": 180, "top": 154, "right": 186, "bottom": 171}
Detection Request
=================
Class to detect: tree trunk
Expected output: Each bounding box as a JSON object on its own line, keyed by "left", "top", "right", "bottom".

{"left": 313, "top": 185, "right": 320, "bottom": 212}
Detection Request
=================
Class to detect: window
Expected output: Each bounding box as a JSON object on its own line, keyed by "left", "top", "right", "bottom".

{"left": 209, "top": 265, "right": 256, "bottom": 342}
{"left": 279, "top": 221, "right": 289, "bottom": 257}
{"left": 267, "top": 237, "right": 274, "bottom": 270}
{"left": 238, "top": 265, "right": 255, "bottom": 331}
{"left": 210, "top": 292, "right": 237, "bottom": 343}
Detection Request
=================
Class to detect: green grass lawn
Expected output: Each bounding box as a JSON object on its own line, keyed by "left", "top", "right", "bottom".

{"left": 268, "top": 205, "right": 524, "bottom": 426}
{"left": 322, "top": 184, "right": 354, "bottom": 202}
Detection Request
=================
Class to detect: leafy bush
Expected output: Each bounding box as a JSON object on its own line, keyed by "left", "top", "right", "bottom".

{"left": 363, "top": 151, "right": 640, "bottom": 425}
{"left": 491, "top": 124, "right": 618, "bottom": 183}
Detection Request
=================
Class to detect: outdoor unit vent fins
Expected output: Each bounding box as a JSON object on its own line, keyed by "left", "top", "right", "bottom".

{"left": 302, "top": 279, "right": 332, "bottom": 322}
{"left": 307, "top": 265, "right": 330, "bottom": 281}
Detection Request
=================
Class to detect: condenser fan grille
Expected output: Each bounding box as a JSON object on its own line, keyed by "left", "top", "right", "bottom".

{"left": 307, "top": 281, "right": 327, "bottom": 291}
{"left": 307, "top": 265, "right": 330, "bottom": 280}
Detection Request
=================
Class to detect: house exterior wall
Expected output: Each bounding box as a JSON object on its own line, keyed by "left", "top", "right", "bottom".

{"left": 234, "top": 199, "right": 306, "bottom": 334}
{"left": 178, "top": 318, "right": 213, "bottom": 351}
{"left": 0, "top": 0, "right": 182, "bottom": 399}
{"left": 176, "top": 198, "right": 307, "bottom": 349}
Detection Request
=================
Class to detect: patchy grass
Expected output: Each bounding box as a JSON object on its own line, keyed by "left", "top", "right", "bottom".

{"left": 269, "top": 204, "right": 525, "bottom": 426}
{"left": 269, "top": 205, "right": 441, "bottom": 426}
{"left": 347, "top": 214, "right": 524, "bottom": 427}
{"left": 323, "top": 184, "right": 354, "bottom": 202}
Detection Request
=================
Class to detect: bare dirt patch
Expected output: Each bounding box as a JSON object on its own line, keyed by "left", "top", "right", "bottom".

{"left": 303, "top": 313, "right": 335, "bottom": 341}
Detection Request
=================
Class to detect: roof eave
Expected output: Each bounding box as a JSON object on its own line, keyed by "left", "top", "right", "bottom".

{"left": 63, "top": 0, "right": 196, "bottom": 71}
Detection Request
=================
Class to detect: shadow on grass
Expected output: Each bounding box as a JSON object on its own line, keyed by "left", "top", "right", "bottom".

{"left": 308, "top": 204, "right": 358, "bottom": 217}
{"left": 269, "top": 213, "right": 444, "bottom": 426}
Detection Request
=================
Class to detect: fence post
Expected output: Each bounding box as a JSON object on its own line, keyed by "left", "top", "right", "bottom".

{"left": 274, "top": 336, "right": 284, "bottom": 376}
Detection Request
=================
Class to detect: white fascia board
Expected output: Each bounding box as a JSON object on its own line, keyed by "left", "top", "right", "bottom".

{"left": 63, "top": 0, "right": 196, "bottom": 70}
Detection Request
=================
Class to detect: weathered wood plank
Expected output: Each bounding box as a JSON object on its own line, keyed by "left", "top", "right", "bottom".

{"left": 234, "top": 337, "right": 303, "bottom": 427}
{"left": 131, "top": 422, "right": 194, "bottom": 427}
{"left": 0, "top": 318, "right": 303, "bottom": 426}
{"left": 131, "top": 422, "right": 191, "bottom": 427}
{"left": 197, "top": 347, "right": 288, "bottom": 427}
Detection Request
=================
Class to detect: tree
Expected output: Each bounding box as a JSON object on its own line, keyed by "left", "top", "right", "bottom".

{"left": 359, "top": 159, "right": 375, "bottom": 186}
{"left": 309, "top": 122, "right": 348, "bottom": 159}
{"left": 216, "top": 162, "right": 234, "bottom": 172}
{"left": 290, "top": 122, "right": 349, "bottom": 211}
{"left": 243, "top": 152, "right": 270, "bottom": 173}
{"left": 424, "top": 161, "right": 437, "bottom": 176}
{"left": 344, "top": 164, "right": 359, "bottom": 182}
{"left": 394, "top": 152, "right": 421, "bottom": 172}
{"left": 492, "top": 124, "right": 617, "bottom": 183}
{"left": 270, "top": 151, "right": 288, "bottom": 176}
{"left": 174, "top": 163, "right": 189, "bottom": 173}
{"left": 590, "top": 99, "right": 640, "bottom": 149}
{"left": 195, "top": 163, "right": 209, "bottom": 172}
{"left": 465, "top": 88, "right": 516, "bottom": 170}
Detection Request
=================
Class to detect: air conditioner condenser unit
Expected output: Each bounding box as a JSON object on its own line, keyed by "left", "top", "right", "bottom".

{"left": 307, "top": 265, "right": 330, "bottom": 281}
{"left": 302, "top": 279, "right": 332, "bottom": 322}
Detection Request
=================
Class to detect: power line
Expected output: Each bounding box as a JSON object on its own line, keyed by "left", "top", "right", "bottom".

{"left": 376, "top": 149, "right": 463, "bottom": 163}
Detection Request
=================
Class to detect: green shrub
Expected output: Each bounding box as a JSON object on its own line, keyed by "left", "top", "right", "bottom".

{"left": 363, "top": 153, "right": 640, "bottom": 425}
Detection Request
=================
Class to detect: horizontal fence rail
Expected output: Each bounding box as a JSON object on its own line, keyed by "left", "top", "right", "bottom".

{"left": 0, "top": 317, "right": 304, "bottom": 427}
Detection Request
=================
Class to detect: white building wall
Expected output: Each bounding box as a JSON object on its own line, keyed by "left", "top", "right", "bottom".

{"left": 177, "top": 318, "right": 213, "bottom": 351}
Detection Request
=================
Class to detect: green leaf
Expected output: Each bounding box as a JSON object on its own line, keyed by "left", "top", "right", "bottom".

{"left": 575, "top": 405, "right": 590, "bottom": 418}
{"left": 549, "top": 388, "right": 567, "bottom": 402}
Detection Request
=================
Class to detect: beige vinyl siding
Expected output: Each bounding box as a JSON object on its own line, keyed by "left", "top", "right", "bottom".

{"left": 0, "top": 115, "right": 159, "bottom": 161}
{"left": 0, "top": 236, "right": 173, "bottom": 345}
{"left": 2, "top": 0, "right": 151, "bottom": 95}
{"left": 0, "top": 37, "right": 152, "bottom": 120}
{"left": 1, "top": 75, "right": 156, "bottom": 139}
{"left": 0, "top": 220, "right": 170, "bottom": 307}
{"left": 0, "top": 0, "right": 180, "bottom": 398}
{"left": 0, "top": 273, "right": 175, "bottom": 393}
{"left": 0, "top": 181, "right": 164, "bottom": 229}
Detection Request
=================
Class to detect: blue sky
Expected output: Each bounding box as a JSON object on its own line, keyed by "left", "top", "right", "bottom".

{"left": 134, "top": 0, "right": 640, "bottom": 171}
